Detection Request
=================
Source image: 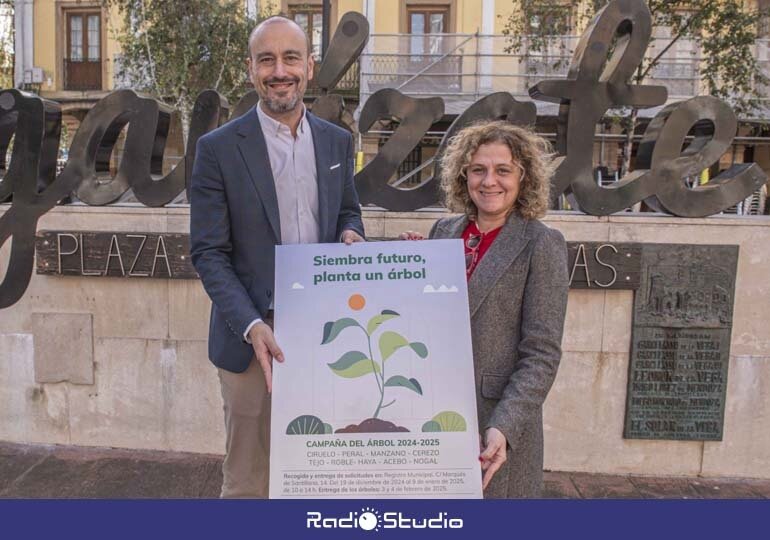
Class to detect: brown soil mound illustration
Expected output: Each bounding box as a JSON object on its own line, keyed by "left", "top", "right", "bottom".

{"left": 335, "top": 418, "right": 410, "bottom": 433}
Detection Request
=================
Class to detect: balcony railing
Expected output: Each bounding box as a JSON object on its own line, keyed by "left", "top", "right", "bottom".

{"left": 63, "top": 59, "right": 103, "bottom": 91}
{"left": 359, "top": 34, "right": 770, "bottom": 117}
{"left": 307, "top": 59, "right": 360, "bottom": 97}
{"left": 334, "top": 60, "right": 360, "bottom": 96}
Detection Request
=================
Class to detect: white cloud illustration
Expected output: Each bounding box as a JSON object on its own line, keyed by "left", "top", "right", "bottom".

{"left": 291, "top": 282, "right": 305, "bottom": 290}
{"left": 423, "top": 284, "right": 459, "bottom": 294}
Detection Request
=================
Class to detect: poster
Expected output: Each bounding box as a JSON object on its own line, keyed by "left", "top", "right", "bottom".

{"left": 270, "top": 239, "right": 482, "bottom": 499}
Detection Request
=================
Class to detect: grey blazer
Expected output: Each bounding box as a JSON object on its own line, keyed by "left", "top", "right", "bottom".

{"left": 430, "top": 212, "right": 568, "bottom": 498}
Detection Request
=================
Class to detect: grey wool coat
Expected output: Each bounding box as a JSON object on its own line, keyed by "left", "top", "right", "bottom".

{"left": 430, "top": 212, "right": 569, "bottom": 498}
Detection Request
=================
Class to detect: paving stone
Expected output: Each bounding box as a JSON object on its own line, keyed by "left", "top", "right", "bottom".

{"left": 628, "top": 476, "right": 701, "bottom": 499}
{"left": 690, "top": 478, "right": 765, "bottom": 499}
{"left": 2, "top": 441, "right": 770, "bottom": 499}
{"left": 76, "top": 457, "right": 219, "bottom": 498}
{"left": 0, "top": 444, "right": 50, "bottom": 496}
{"left": 570, "top": 472, "right": 643, "bottom": 499}
{"left": 2, "top": 455, "right": 97, "bottom": 498}
{"left": 201, "top": 461, "right": 224, "bottom": 498}
{"left": 543, "top": 471, "right": 581, "bottom": 498}
{"left": 742, "top": 480, "right": 770, "bottom": 499}
{"left": 2, "top": 446, "right": 223, "bottom": 498}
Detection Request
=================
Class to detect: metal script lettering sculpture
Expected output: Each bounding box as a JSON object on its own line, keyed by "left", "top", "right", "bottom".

{"left": 0, "top": 90, "right": 63, "bottom": 308}
{"left": 312, "top": 11, "right": 370, "bottom": 129}
{"left": 531, "top": 0, "right": 767, "bottom": 216}
{"left": 355, "top": 91, "right": 537, "bottom": 210}
{"left": 0, "top": 1, "right": 767, "bottom": 309}
{"left": 634, "top": 97, "right": 767, "bottom": 217}
{"left": 354, "top": 88, "right": 445, "bottom": 209}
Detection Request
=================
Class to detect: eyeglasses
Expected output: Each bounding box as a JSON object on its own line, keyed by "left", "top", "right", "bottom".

{"left": 465, "top": 233, "right": 482, "bottom": 276}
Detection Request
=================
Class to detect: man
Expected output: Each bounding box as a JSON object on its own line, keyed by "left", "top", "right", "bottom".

{"left": 190, "top": 16, "right": 365, "bottom": 498}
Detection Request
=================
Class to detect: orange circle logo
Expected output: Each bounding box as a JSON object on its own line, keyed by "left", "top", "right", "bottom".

{"left": 348, "top": 294, "right": 366, "bottom": 311}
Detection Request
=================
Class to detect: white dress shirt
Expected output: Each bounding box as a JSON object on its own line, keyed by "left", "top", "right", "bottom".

{"left": 244, "top": 103, "right": 321, "bottom": 341}
{"left": 256, "top": 103, "right": 320, "bottom": 245}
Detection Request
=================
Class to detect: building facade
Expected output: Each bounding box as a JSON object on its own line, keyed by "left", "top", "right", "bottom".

{"left": 10, "top": 0, "right": 770, "bottom": 212}
{"left": 14, "top": 1, "right": 123, "bottom": 127}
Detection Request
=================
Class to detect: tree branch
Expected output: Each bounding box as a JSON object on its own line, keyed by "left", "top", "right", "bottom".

{"left": 639, "top": 11, "right": 702, "bottom": 81}
{"left": 139, "top": 0, "right": 159, "bottom": 94}
{"left": 214, "top": 18, "right": 233, "bottom": 90}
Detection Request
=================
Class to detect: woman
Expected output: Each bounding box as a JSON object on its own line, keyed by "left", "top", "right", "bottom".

{"left": 403, "top": 121, "right": 568, "bottom": 498}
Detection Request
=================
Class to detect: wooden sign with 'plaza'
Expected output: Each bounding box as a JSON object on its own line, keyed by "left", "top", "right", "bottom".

{"left": 36, "top": 231, "right": 198, "bottom": 279}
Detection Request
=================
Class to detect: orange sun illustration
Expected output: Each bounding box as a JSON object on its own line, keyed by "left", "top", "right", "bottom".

{"left": 348, "top": 294, "right": 366, "bottom": 311}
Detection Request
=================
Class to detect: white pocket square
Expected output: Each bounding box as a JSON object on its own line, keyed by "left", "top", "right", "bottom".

{"left": 329, "top": 163, "right": 341, "bottom": 170}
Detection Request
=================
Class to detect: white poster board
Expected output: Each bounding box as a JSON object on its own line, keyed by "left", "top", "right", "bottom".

{"left": 270, "top": 240, "right": 482, "bottom": 499}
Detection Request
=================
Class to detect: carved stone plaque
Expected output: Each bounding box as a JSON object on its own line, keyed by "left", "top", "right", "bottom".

{"left": 624, "top": 244, "right": 738, "bottom": 441}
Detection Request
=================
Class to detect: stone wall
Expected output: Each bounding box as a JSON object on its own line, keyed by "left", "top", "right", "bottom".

{"left": 1, "top": 205, "right": 768, "bottom": 478}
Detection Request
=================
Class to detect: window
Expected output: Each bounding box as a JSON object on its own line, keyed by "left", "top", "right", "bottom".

{"left": 67, "top": 12, "right": 101, "bottom": 62}
{"left": 523, "top": 2, "right": 573, "bottom": 79}
{"left": 527, "top": 4, "right": 572, "bottom": 35}
{"left": 407, "top": 6, "right": 449, "bottom": 56}
{"left": 290, "top": 6, "right": 322, "bottom": 60}
{"left": 64, "top": 10, "right": 102, "bottom": 90}
{"left": 69, "top": 15, "right": 83, "bottom": 61}
{"left": 87, "top": 14, "right": 100, "bottom": 60}
{"left": 404, "top": 5, "right": 461, "bottom": 92}
{"left": 649, "top": 14, "right": 700, "bottom": 98}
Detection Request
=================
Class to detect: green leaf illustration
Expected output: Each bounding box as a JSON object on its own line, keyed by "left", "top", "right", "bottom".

{"left": 421, "top": 420, "right": 441, "bottom": 433}
{"left": 379, "top": 331, "right": 409, "bottom": 361}
{"left": 323, "top": 423, "right": 333, "bottom": 434}
{"left": 430, "top": 411, "right": 467, "bottom": 432}
{"left": 286, "top": 415, "right": 326, "bottom": 435}
{"left": 366, "top": 310, "right": 400, "bottom": 335}
{"left": 409, "top": 342, "right": 428, "bottom": 358}
{"left": 379, "top": 332, "right": 429, "bottom": 362}
{"left": 321, "top": 318, "right": 359, "bottom": 344}
{"left": 328, "top": 350, "right": 380, "bottom": 378}
{"left": 384, "top": 375, "right": 423, "bottom": 395}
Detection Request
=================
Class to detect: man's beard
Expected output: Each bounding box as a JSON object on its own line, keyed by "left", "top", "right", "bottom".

{"left": 262, "top": 93, "right": 299, "bottom": 114}
{"left": 262, "top": 76, "right": 302, "bottom": 114}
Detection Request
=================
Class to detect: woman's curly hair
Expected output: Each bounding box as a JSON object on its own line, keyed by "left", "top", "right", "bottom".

{"left": 439, "top": 120, "right": 554, "bottom": 220}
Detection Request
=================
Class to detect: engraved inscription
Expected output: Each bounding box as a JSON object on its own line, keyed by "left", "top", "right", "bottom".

{"left": 624, "top": 244, "right": 738, "bottom": 441}
{"left": 626, "top": 327, "right": 729, "bottom": 440}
